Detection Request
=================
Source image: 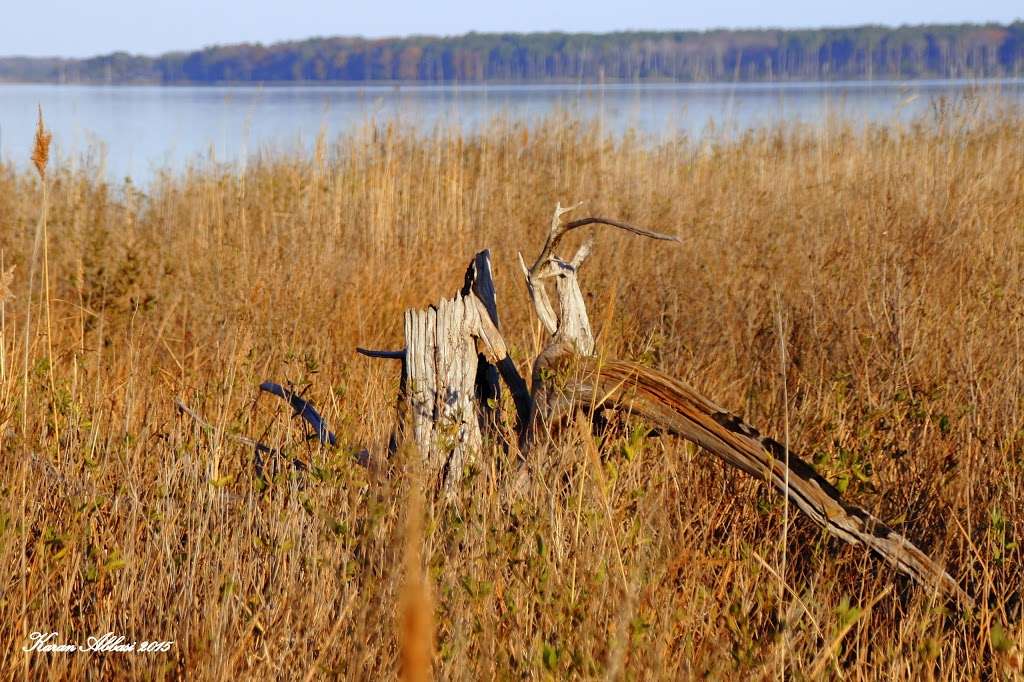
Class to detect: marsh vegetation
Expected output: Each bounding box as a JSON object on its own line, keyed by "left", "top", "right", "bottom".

{"left": 0, "top": 102, "right": 1022, "bottom": 678}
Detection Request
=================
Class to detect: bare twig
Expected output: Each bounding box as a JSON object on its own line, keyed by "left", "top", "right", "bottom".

{"left": 562, "top": 216, "right": 681, "bottom": 243}
{"left": 521, "top": 206, "right": 680, "bottom": 283}
{"left": 357, "top": 347, "right": 405, "bottom": 360}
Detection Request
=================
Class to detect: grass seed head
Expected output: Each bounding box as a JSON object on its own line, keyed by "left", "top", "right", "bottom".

{"left": 31, "top": 105, "right": 52, "bottom": 180}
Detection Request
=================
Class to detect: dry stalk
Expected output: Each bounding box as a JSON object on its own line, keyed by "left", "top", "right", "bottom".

{"left": 399, "top": 460, "right": 434, "bottom": 682}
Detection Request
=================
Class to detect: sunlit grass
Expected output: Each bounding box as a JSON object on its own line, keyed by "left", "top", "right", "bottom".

{"left": 0, "top": 101, "right": 1022, "bottom": 679}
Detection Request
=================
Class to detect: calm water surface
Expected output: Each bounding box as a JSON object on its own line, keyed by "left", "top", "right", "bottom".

{"left": 1, "top": 80, "right": 1022, "bottom": 184}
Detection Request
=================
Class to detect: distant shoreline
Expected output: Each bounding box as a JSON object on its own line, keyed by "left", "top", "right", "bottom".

{"left": 2, "top": 23, "right": 1022, "bottom": 85}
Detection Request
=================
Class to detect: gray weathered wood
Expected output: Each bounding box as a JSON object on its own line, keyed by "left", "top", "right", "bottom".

{"left": 361, "top": 250, "right": 529, "bottom": 495}
{"left": 514, "top": 202, "right": 971, "bottom": 606}
{"left": 517, "top": 203, "right": 679, "bottom": 357}
{"left": 518, "top": 203, "right": 679, "bottom": 443}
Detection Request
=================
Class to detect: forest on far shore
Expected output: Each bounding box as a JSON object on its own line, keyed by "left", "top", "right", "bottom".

{"left": 2, "top": 22, "right": 1023, "bottom": 84}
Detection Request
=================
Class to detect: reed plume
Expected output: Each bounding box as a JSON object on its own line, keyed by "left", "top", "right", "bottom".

{"left": 31, "top": 106, "right": 51, "bottom": 179}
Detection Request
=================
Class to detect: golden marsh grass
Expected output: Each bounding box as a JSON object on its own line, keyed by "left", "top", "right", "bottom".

{"left": 0, "top": 103, "right": 1022, "bottom": 679}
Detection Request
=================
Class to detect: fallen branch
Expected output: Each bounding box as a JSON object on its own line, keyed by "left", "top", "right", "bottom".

{"left": 258, "top": 382, "right": 337, "bottom": 447}
{"left": 512, "top": 201, "right": 971, "bottom": 607}
{"left": 532, "top": 356, "right": 974, "bottom": 607}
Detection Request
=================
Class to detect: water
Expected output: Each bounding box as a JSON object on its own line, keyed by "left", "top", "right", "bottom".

{"left": 1, "top": 80, "right": 1022, "bottom": 185}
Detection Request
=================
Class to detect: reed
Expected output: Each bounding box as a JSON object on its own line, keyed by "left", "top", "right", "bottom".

{"left": 0, "top": 101, "right": 1021, "bottom": 679}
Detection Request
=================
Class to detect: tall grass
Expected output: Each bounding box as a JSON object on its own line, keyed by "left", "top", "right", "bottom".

{"left": 0, "top": 102, "right": 1022, "bottom": 679}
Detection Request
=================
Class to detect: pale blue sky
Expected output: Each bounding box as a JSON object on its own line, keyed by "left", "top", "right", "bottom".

{"left": 3, "top": 0, "right": 1021, "bottom": 58}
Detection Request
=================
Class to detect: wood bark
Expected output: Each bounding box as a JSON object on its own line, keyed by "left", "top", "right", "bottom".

{"left": 360, "top": 250, "right": 527, "bottom": 495}
{"left": 516, "top": 202, "right": 971, "bottom": 606}
{"left": 351, "top": 202, "right": 971, "bottom": 606}
{"left": 532, "top": 355, "right": 973, "bottom": 606}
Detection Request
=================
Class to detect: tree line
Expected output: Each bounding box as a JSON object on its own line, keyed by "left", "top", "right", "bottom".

{"left": 2, "top": 23, "right": 1023, "bottom": 84}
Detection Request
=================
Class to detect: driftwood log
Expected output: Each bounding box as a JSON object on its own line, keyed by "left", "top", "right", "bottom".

{"left": 355, "top": 203, "right": 972, "bottom": 606}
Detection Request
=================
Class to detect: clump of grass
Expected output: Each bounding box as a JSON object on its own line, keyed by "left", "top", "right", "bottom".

{"left": 0, "top": 100, "right": 1021, "bottom": 679}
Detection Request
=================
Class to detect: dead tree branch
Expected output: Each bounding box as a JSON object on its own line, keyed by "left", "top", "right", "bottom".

{"left": 535, "top": 358, "right": 974, "bottom": 607}
{"left": 517, "top": 202, "right": 680, "bottom": 357}
{"left": 356, "top": 348, "right": 405, "bottom": 360}
{"left": 259, "top": 382, "right": 337, "bottom": 447}
{"left": 512, "top": 202, "right": 971, "bottom": 606}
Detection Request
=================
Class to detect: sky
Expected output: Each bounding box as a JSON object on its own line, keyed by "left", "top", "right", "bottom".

{"left": 2, "top": 0, "right": 1021, "bottom": 58}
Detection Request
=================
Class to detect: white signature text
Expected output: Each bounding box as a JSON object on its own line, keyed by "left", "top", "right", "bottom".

{"left": 23, "top": 631, "right": 174, "bottom": 653}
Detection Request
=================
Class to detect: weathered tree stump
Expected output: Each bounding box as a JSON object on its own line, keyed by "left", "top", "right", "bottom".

{"left": 359, "top": 250, "right": 527, "bottom": 495}
{"left": 404, "top": 293, "right": 483, "bottom": 492}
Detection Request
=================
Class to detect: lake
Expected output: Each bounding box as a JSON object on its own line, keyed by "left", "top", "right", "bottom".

{"left": 1, "top": 80, "right": 1022, "bottom": 184}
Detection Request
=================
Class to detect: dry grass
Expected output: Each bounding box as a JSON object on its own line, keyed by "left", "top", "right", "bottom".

{"left": 0, "top": 100, "right": 1022, "bottom": 679}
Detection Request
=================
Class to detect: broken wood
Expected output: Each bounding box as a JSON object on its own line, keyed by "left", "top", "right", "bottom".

{"left": 404, "top": 294, "right": 482, "bottom": 492}
{"left": 535, "top": 356, "right": 973, "bottom": 607}
{"left": 517, "top": 202, "right": 680, "bottom": 357}
{"left": 513, "top": 202, "right": 972, "bottom": 607}
{"left": 259, "top": 381, "right": 337, "bottom": 447}
{"left": 517, "top": 202, "right": 679, "bottom": 447}
{"left": 463, "top": 250, "right": 532, "bottom": 434}
{"left": 360, "top": 249, "right": 527, "bottom": 495}
{"left": 356, "top": 348, "right": 405, "bottom": 360}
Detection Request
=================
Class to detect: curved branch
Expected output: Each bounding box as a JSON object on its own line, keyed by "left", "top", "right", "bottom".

{"left": 537, "top": 358, "right": 974, "bottom": 608}
{"left": 562, "top": 216, "right": 681, "bottom": 244}
{"left": 259, "top": 382, "right": 337, "bottom": 447}
{"left": 520, "top": 204, "right": 681, "bottom": 352}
